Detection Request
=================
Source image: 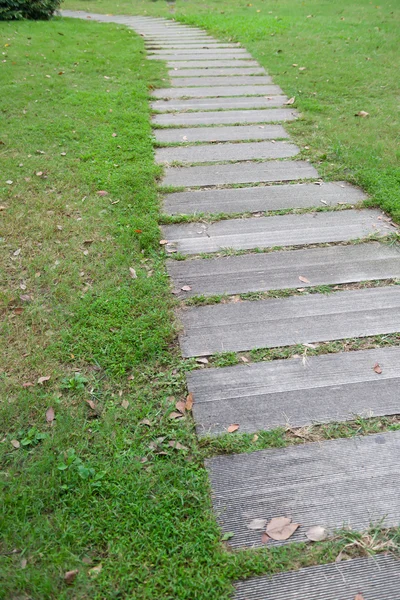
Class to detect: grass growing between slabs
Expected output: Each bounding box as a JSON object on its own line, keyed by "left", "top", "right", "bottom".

{"left": 64, "top": 0, "right": 400, "bottom": 222}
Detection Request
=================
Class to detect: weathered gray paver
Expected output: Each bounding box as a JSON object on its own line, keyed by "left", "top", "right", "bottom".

{"left": 156, "top": 141, "right": 299, "bottom": 164}
{"left": 170, "top": 67, "right": 267, "bottom": 77}
{"left": 152, "top": 95, "right": 288, "bottom": 112}
{"left": 206, "top": 430, "right": 400, "bottom": 547}
{"left": 149, "top": 52, "right": 252, "bottom": 61}
{"left": 168, "top": 60, "right": 261, "bottom": 69}
{"left": 170, "top": 75, "right": 272, "bottom": 86}
{"left": 189, "top": 346, "right": 400, "bottom": 435}
{"left": 154, "top": 108, "right": 296, "bottom": 127}
{"left": 179, "top": 285, "right": 400, "bottom": 357}
{"left": 152, "top": 85, "right": 280, "bottom": 98}
{"left": 161, "top": 159, "right": 315, "bottom": 187}
{"left": 146, "top": 43, "right": 242, "bottom": 49}
{"left": 235, "top": 555, "right": 400, "bottom": 600}
{"left": 166, "top": 242, "right": 400, "bottom": 297}
{"left": 155, "top": 124, "right": 289, "bottom": 144}
{"left": 163, "top": 181, "right": 366, "bottom": 214}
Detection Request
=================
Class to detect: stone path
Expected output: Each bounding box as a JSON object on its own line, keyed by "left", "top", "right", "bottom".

{"left": 62, "top": 11, "right": 400, "bottom": 598}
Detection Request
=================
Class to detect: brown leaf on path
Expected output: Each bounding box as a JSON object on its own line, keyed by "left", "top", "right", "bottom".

{"left": 373, "top": 363, "right": 382, "bottom": 374}
{"left": 355, "top": 111, "right": 369, "bottom": 118}
{"left": 261, "top": 533, "right": 270, "bottom": 544}
{"left": 227, "top": 424, "right": 239, "bottom": 433}
{"left": 299, "top": 276, "right": 310, "bottom": 284}
{"left": 96, "top": 190, "right": 108, "bottom": 196}
{"left": 305, "top": 525, "right": 328, "bottom": 541}
{"left": 159, "top": 239, "right": 168, "bottom": 245}
{"left": 37, "top": 375, "right": 51, "bottom": 385}
{"left": 11, "top": 439, "right": 20, "bottom": 449}
{"left": 196, "top": 357, "right": 209, "bottom": 364}
{"left": 266, "top": 517, "right": 300, "bottom": 541}
{"left": 64, "top": 569, "right": 78, "bottom": 585}
{"left": 46, "top": 407, "right": 55, "bottom": 423}
{"left": 354, "top": 595, "right": 365, "bottom": 600}
{"left": 247, "top": 518, "right": 267, "bottom": 530}
{"left": 169, "top": 411, "right": 183, "bottom": 420}
{"left": 181, "top": 285, "right": 192, "bottom": 292}
{"left": 175, "top": 400, "right": 186, "bottom": 414}
{"left": 185, "top": 392, "right": 194, "bottom": 411}
{"left": 285, "top": 97, "right": 295, "bottom": 105}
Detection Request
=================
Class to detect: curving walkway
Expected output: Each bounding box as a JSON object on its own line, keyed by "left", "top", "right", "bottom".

{"left": 63, "top": 11, "right": 400, "bottom": 599}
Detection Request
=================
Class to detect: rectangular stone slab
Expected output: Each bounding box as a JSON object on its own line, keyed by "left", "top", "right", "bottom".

{"left": 152, "top": 85, "right": 280, "bottom": 98}
{"left": 156, "top": 141, "right": 299, "bottom": 164}
{"left": 170, "top": 67, "right": 267, "bottom": 77}
{"left": 168, "top": 60, "right": 261, "bottom": 69}
{"left": 166, "top": 242, "right": 400, "bottom": 297}
{"left": 189, "top": 346, "right": 400, "bottom": 436}
{"left": 151, "top": 96, "right": 288, "bottom": 112}
{"left": 206, "top": 430, "right": 400, "bottom": 548}
{"left": 146, "top": 43, "right": 241, "bottom": 49}
{"left": 155, "top": 124, "right": 289, "bottom": 144}
{"left": 179, "top": 285, "right": 400, "bottom": 357}
{"left": 163, "top": 181, "right": 366, "bottom": 214}
{"left": 161, "top": 160, "right": 314, "bottom": 188}
{"left": 234, "top": 555, "right": 400, "bottom": 600}
{"left": 148, "top": 52, "right": 252, "bottom": 61}
{"left": 169, "top": 75, "right": 272, "bottom": 86}
{"left": 154, "top": 108, "right": 297, "bottom": 127}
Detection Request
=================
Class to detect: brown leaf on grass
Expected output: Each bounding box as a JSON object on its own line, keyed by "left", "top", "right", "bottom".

{"left": 139, "top": 418, "right": 151, "bottom": 426}
{"left": 88, "top": 564, "right": 102, "bottom": 577}
{"left": 46, "top": 407, "right": 55, "bottom": 423}
{"left": 373, "top": 363, "right": 382, "bottom": 374}
{"left": 129, "top": 267, "right": 137, "bottom": 279}
{"left": 227, "top": 424, "right": 239, "bottom": 433}
{"left": 252, "top": 434, "right": 259, "bottom": 443}
{"left": 64, "top": 569, "right": 78, "bottom": 585}
{"left": 112, "top": 133, "right": 117, "bottom": 137}
{"left": 261, "top": 533, "right": 270, "bottom": 544}
{"left": 185, "top": 392, "right": 194, "bottom": 411}
{"left": 121, "top": 399, "right": 129, "bottom": 409}
{"left": 355, "top": 111, "right": 369, "bottom": 118}
{"left": 20, "top": 294, "right": 32, "bottom": 302}
{"left": 96, "top": 190, "right": 108, "bottom": 196}
{"left": 299, "top": 276, "right": 310, "bottom": 284}
{"left": 196, "top": 357, "right": 209, "bottom": 364}
{"left": 285, "top": 97, "right": 295, "bottom": 105}
{"left": 266, "top": 517, "right": 300, "bottom": 541}
{"left": 22, "top": 382, "right": 34, "bottom": 388}
{"left": 85, "top": 398, "right": 97, "bottom": 411}
{"left": 169, "top": 411, "right": 183, "bottom": 420}
{"left": 305, "top": 525, "right": 328, "bottom": 541}
{"left": 37, "top": 375, "right": 51, "bottom": 385}
{"left": 20, "top": 558, "right": 27, "bottom": 569}
{"left": 168, "top": 440, "right": 188, "bottom": 450}
{"left": 175, "top": 400, "right": 186, "bottom": 414}
{"left": 11, "top": 439, "right": 20, "bottom": 449}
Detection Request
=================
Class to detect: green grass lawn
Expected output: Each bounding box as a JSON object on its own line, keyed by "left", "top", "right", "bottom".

{"left": 1, "top": 3, "right": 400, "bottom": 599}
{"left": 64, "top": 0, "right": 400, "bottom": 222}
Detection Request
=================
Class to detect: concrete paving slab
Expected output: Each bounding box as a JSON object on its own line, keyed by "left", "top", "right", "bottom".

{"left": 170, "top": 75, "right": 272, "bottom": 86}
{"left": 161, "top": 159, "right": 314, "bottom": 188}
{"left": 235, "top": 555, "right": 400, "bottom": 599}
{"left": 163, "top": 209, "right": 390, "bottom": 256}
{"left": 179, "top": 285, "right": 400, "bottom": 357}
{"left": 149, "top": 52, "right": 252, "bottom": 61}
{"left": 152, "top": 85, "right": 280, "bottom": 98}
{"left": 170, "top": 67, "right": 267, "bottom": 77}
{"left": 146, "top": 43, "right": 241, "bottom": 49}
{"left": 168, "top": 60, "right": 261, "bottom": 69}
{"left": 152, "top": 96, "right": 288, "bottom": 112}
{"left": 155, "top": 124, "right": 289, "bottom": 144}
{"left": 166, "top": 242, "right": 400, "bottom": 297}
{"left": 154, "top": 108, "right": 296, "bottom": 127}
{"left": 156, "top": 141, "right": 299, "bottom": 164}
{"left": 206, "top": 430, "right": 400, "bottom": 547}
{"left": 189, "top": 346, "right": 400, "bottom": 435}
{"left": 149, "top": 48, "right": 250, "bottom": 56}
{"left": 163, "top": 181, "right": 366, "bottom": 214}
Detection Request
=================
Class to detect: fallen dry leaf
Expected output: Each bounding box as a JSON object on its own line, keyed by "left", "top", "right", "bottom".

{"left": 181, "top": 285, "right": 192, "bottom": 292}
{"left": 247, "top": 518, "right": 267, "bottom": 530}
{"left": 373, "top": 363, "right": 383, "bottom": 374}
{"left": 241, "top": 356, "right": 249, "bottom": 363}
{"left": 168, "top": 440, "right": 188, "bottom": 450}
{"left": 354, "top": 595, "right": 365, "bottom": 600}
{"left": 159, "top": 239, "right": 168, "bottom": 245}
{"left": 227, "top": 424, "right": 239, "bottom": 433}
{"left": 169, "top": 411, "right": 183, "bottom": 420}
{"left": 46, "top": 407, "right": 55, "bottom": 423}
{"left": 37, "top": 375, "right": 51, "bottom": 385}
{"left": 266, "top": 517, "right": 300, "bottom": 541}
{"left": 306, "top": 525, "right": 328, "bottom": 542}
{"left": 252, "top": 434, "right": 259, "bottom": 443}
{"left": 185, "top": 392, "right": 194, "bottom": 411}
{"left": 261, "top": 532, "right": 270, "bottom": 544}
{"left": 139, "top": 418, "right": 151, "bottom": 426}
{"left": 175, "top": 400, "right": 186, "bottom": 414}
{"left": 196, "top": 357, "right": 209, "bottom": 364}
{"left": 96, "top": 190, "right": 108, "bottom": 196}
{"left": 285, "top": 97, "right": 295, "bottom": 105}
{"left": 88, "top": 564, "right": 102, "bottom": 577}
{"left": 299, "top": 276, "right": 310, "bottom": 284}
{"left": 20, "top": 558, "right": 27, "bottom": 569}
{"left": 355, "top": 111, "right": 369, "bottom": 118}
{"left": 121, "top": 399, "right": 129, "bottom": 409}
{"left": 11, "top": 439, "right": 20, "bottom": 449}
{"left": 85, "top": 399, "right": 97, "bottom": 411}
{"left": 22, "top": 382, "right": 34, "bottom": 388}
{"left": 129, "top": 267, "right": 137, "bottom": 279}
{"left": 64, "top": 569, "right": 78, "bottom": 585}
